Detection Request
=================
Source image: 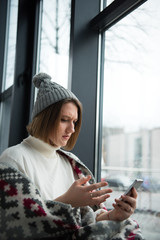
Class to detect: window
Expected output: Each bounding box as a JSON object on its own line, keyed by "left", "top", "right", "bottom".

{"left": 0, "top": 0, "right": 18, "bottom": 154}
{"left": 38, "top": 0, "right": 71, "bottom": 88}
{"left": 102, "top": 0, "right": 160, "bottom": 238}
{"left": 3, "top": 0, "right": 18, "bottom": 90}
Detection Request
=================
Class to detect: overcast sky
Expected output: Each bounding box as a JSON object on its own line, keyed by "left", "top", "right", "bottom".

{"left": 103, "top": 0, "right": 160, "bottom": 131}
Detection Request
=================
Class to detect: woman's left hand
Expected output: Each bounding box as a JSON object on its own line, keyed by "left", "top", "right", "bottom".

{"left": 110, "top": 187, "right": 137, "bottom": 221}
{"left": 96, "top": 187, "right": 137, "bottom": 222}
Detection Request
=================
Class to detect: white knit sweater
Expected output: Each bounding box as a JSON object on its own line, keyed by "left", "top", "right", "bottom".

{"left": 0, "top": 136, "right": 75, "bottom": 200}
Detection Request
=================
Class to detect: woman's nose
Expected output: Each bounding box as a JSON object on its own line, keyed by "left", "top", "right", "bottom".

{"left": 68, "top": 122, "right": 75, "bottom": 133}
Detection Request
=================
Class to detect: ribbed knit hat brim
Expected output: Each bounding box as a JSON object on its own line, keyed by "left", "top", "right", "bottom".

{"left": 32, "top": 73, "right": 78, "bottom": 119}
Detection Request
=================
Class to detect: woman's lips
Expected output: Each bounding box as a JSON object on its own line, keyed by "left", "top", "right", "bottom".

{"left": 62, "top": 135, "right": 70, "bottom": 140}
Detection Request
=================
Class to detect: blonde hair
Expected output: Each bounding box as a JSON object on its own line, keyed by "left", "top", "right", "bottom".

{"left": 26, "top": 99, "right": 82, "bottom": 150}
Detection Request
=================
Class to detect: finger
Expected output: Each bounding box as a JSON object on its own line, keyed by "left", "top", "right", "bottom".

{"left": 91, "top": 193, "right": 111, "bottom": 205}
{"left": 86, "top": 181, "right": 108, "bottom": 192}
{"left": 112, "top": 203, "right": 128, "bottom": 215}
{"left": 131, "top": 187, "right": 138, "bottom": 199}
{"left": 112, "top": 203, "right": 123, "bottom": 211}
{"left": 113, "top": 202, "right": 132, "bottom": 214}
{"left": 77, "top": 175, "right": 91, "bottom": 185}
{"left": 115, "top": 198, "right": 135, "bottom": 212}
{"left": 90, "top": 188, "right": 112, "bottom": 198}
{"left": 120, "top": 195, "right": 136, "bottom": 209}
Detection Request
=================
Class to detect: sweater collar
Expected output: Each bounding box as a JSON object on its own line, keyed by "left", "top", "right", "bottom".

{"left": 23, "top": 136, "right": 60, "bottom": 158}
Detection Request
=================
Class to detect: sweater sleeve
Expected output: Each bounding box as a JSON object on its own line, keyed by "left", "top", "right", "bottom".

{"left": 0, "top": 147, "right": 27, "bottom": 174}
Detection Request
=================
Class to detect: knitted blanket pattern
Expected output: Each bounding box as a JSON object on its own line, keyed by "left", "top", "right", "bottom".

{"left": 0, "top": 162, "right": 144, "bottom": 240}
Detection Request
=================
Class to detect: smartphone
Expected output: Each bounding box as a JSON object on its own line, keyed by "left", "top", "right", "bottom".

{"left": 123, "top": 179, "right": 143, "bottom": 197}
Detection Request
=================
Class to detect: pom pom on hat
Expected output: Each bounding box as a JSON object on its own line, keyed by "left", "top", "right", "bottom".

{"left": 32, "top": 72, "right": 78, "bottom": 119}
{"left": 33, "top": 73, "right": 51, "bottom": 88}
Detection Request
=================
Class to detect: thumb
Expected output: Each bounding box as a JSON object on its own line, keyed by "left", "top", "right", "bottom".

{"left": 132, "top": 187, "right": 138, "bottom": 199}
{"left": 77, "top": 175, "right": 91, "bottom": 185}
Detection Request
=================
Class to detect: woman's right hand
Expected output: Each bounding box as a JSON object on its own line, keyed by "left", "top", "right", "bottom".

{"left": 54, "top": 175, "right": 112, "bottom": 207}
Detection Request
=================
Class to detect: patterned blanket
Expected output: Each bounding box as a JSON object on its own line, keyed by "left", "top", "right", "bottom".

{"left": 0, "top": 162, "right": 145, "bottom": 240}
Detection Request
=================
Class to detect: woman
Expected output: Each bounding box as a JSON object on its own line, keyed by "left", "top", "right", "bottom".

{"left": 0, "top": 73, "right": 144, "bottom": 239}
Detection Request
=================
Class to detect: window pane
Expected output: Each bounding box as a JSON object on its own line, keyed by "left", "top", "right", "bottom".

{"left": 102, "top": 1, "right": 160, "bottom": 239}
{"left": 3, "top": 0, "right": 18, "bottom": 90}
{"left": 39, "top": 0, "right": 71, "bottom": 88}
{"left": 0, "top": 97, "right": 12, "bottom": 154}
{"left": 0, "top": 0, "right": 18, "bottom": 154}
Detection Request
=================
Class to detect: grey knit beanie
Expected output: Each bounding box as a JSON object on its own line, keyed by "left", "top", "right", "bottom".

{"left": 32, "top": 72, "right": 78, "bottom": 119}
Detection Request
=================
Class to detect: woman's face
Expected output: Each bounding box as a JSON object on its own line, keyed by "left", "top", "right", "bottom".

{"left": 49, "top": 102, "right": 78, "bottom": 148}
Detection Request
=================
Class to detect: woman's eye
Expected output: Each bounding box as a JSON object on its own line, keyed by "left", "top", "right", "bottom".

{"left": 61, "top": 119, "right": 68, "bottom": 122}
{"left": 61, "top": 119, "right": 77, "bottom": 125}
